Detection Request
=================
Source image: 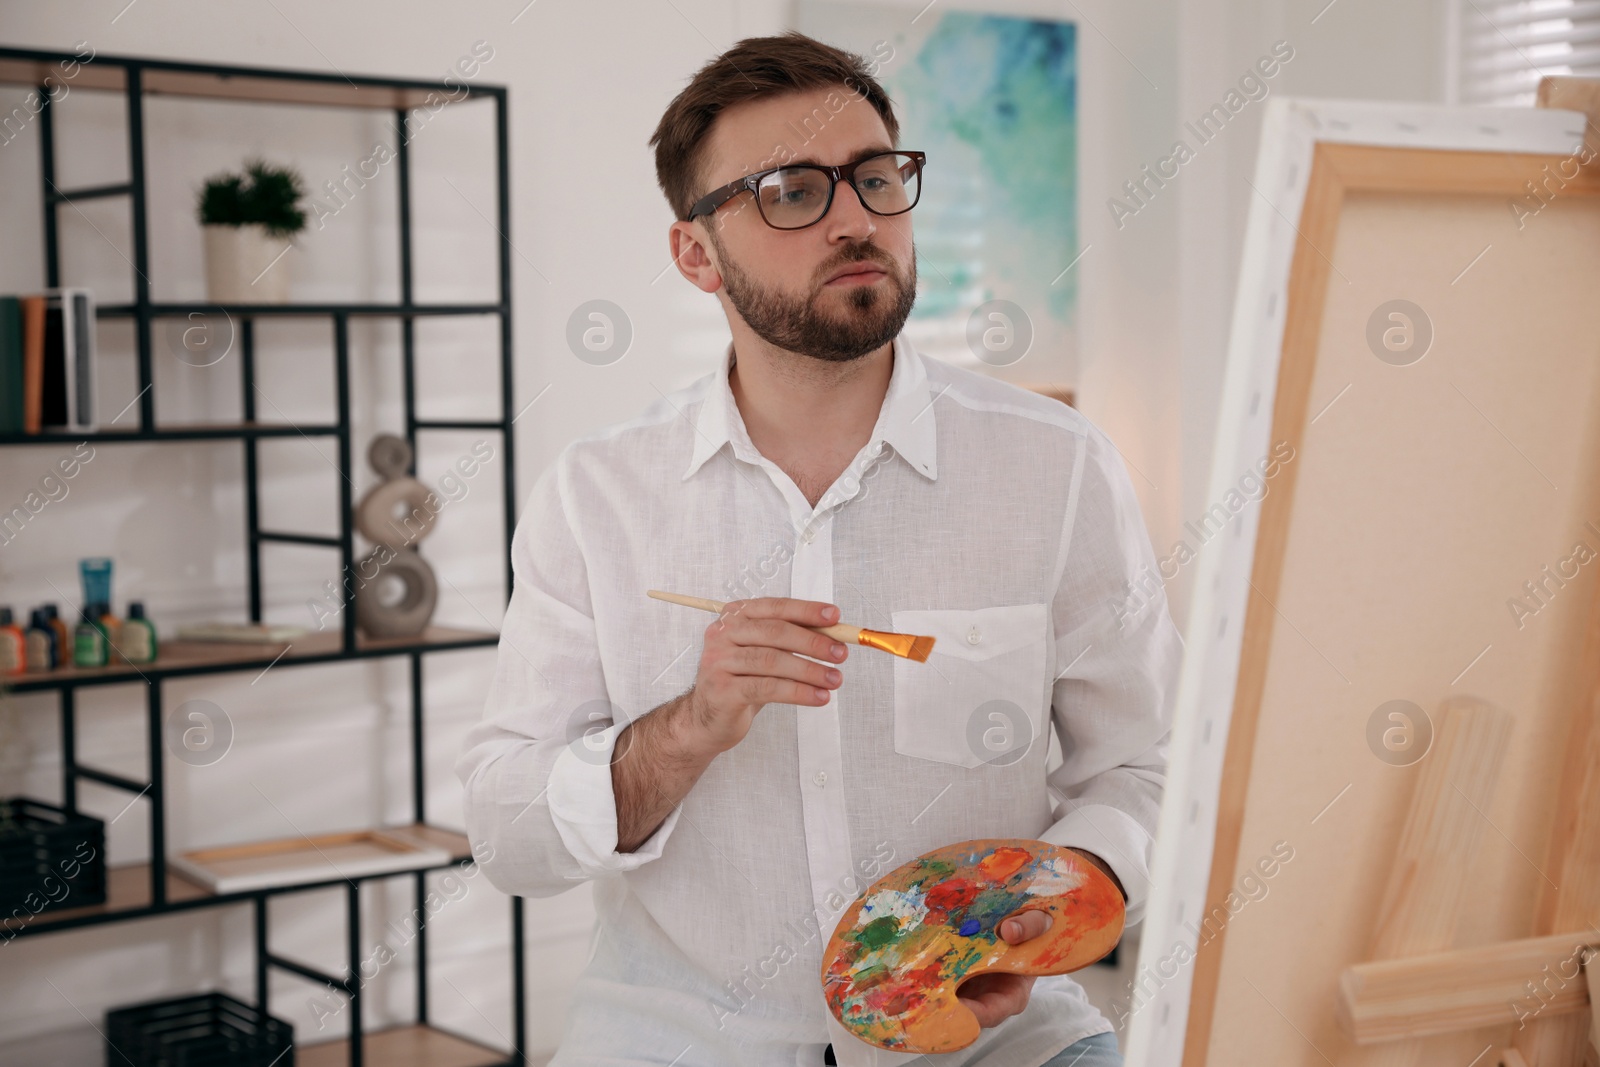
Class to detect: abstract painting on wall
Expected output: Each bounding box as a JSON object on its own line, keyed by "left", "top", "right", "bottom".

{"left": 795, "top": 3, "right": 1079, "bottom": 383}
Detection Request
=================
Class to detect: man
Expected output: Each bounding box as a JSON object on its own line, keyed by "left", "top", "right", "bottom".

{"left": 456, "top": 30, "right": 1181, "bottom": 1067}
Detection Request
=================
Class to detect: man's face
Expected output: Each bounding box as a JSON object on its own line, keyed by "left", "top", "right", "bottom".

{"left": 686, "top": 86, "right": 917, "bottom": 363}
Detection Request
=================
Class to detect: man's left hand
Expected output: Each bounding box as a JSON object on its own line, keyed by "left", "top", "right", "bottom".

{"left": 955, "top": 848, "right": 1124, "bottom": 1030}
{"left": 954, "top": 909, "right": 1052, "bottom": 1029}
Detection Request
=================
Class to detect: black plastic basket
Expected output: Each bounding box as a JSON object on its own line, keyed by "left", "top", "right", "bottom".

{"left": 105, "top": 991, "right": 295, "bottom": 1067}
{"left": 0, "top": 795, "right": 106, "bottom": 917}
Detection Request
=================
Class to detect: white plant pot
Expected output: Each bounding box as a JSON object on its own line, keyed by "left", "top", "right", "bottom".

{"left": 203, "top": 223, "right": 293, "bottom": 304}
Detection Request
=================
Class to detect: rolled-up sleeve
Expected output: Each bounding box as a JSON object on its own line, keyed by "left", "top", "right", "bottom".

{"left": 1040, "top": 420, "right": 1183, "bottom": 930}
{"left": 454, "top": 448, "right": 681, "bottom": 898}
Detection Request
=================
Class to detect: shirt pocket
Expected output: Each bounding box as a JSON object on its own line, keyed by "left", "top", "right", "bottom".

{"left": 889, "top": 603, "right": 1050, "bottom": 769}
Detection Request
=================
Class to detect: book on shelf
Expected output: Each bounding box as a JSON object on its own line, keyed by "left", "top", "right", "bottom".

{"left": 0, "top": 297, "right": 19, "bottom": 434}
{"left": 0, "top": 287, "right": 95, "bottom": 434}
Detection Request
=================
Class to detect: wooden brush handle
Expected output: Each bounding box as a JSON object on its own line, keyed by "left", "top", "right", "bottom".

{"left": 646, "top": 590, "right": 726, "bottom": 613}
{"left": 646, "top": 589, "right": 864, "bottom": 644}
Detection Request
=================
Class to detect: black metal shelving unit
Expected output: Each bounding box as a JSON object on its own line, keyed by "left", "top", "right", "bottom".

{"left": 0, "top": 45, "right": 526, "bottom": 1067}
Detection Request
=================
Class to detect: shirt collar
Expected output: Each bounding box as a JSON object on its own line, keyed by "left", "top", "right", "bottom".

{"left": 681, "top": 332, "right": 939, "bottom": 483}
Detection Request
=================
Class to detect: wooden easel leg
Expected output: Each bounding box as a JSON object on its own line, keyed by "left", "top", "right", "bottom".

{"left": 1586, "top": 948, "right": 1600, "bottom": 1064}
{"left": 1358, "top": 697, "right": 1511, "bottom": 1065}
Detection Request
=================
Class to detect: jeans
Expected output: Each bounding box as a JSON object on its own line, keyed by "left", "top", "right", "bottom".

{"left": 821, "top": 1031, "right": 1122, "bottom": 1066}
{"left": 1038, "top": 1031, "right": 1123, "bottom": 1066}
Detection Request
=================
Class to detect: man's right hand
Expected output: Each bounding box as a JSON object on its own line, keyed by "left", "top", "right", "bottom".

{"left": 680, "top": 597, "right": 850, "bottom": 757}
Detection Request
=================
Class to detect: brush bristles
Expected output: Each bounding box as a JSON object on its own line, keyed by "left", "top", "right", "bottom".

{"left": 905, "top": 635, "right": 936, "bottom": 663}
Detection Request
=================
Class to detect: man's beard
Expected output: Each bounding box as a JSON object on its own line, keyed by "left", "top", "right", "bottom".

{"left": 712, "top": 236, "right": 917, "bottom": 364}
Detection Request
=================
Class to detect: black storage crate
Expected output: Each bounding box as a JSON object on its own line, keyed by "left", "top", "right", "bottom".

{"left": 105, "top": 991, "right": 295, "bottom": 1067}
{"left": 0, "top": 796, "right": 107, "bottom": 916}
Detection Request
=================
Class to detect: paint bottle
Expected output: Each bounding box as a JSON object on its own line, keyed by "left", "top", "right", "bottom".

{"left": 120, "top": 602, "right": 157, "bottom": 664}
{"left": 97, "top": 602, "right": 123, "bottom": 663}
{"left": 43, "top": 605, "right": 71, "bottom": 660}
{"left": 25, "top": 609, "right": 57, "bottom": 671}
{"left": 73, "top": 607, "right": 108, "bottom": 668}
{"left": 0, "top": 608, "right": 24, "bottom": 675}
{"left": 79, "top": 557, "right": 113, "bottom": 610}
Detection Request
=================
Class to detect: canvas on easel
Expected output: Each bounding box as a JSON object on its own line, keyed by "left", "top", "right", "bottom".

{"left": 1123, "top": 96, "right": 1600, "bottom": 1066}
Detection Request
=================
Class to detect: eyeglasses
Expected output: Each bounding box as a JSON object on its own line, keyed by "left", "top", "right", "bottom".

{"left": 686, "top": 150, "right": 926, "bottom": 231}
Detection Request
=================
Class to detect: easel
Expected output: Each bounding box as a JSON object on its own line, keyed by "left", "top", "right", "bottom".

{"left": 1336, "top": 694, "right": 1600, "bottom": 1064}
{"left": 1332, "top": 78, "right": 1600, "bottom": 1067}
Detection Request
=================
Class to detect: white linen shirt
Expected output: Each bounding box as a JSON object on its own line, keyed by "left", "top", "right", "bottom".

{"left": 455, "top": 331, "right": 1183, "bottom": 1067}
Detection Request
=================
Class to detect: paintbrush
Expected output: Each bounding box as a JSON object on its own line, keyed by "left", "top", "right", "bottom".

{"left": 646, "top": 589, "right": 937, "bottom": 663}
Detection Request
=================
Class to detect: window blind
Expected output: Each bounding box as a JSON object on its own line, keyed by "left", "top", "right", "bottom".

{"left": 1454, "top": 0, "right": 1600, "bottom": 105}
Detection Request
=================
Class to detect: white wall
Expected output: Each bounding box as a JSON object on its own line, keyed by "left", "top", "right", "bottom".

{"left": 0, "top": 0, "right": 1443, "bottom": 1059}
{"left": 1167, "top": 0, "right": 1445, "bottom": 616}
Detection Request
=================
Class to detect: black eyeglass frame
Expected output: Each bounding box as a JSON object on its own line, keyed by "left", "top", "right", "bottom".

{"left": 685, "top": 150, "right": 927, "bottom": 230}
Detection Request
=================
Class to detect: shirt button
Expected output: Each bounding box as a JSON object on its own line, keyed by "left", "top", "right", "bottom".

{"left": 967, "top": 626, "right": 982, "bottom": 645}
{"left": 802, "top": 528, "right": 816, "bottom": 544}
{"left": 813, "top": 770, "right": 827, "bottom": 786}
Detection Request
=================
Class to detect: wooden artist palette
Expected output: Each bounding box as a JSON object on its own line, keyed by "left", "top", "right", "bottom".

{"left": 820, "top": 839, "right": 1124, "bottom": 1054}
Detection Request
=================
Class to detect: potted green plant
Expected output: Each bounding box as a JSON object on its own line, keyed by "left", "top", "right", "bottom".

{"left": 196, "top": 158, "right": 307, "bottom": 303}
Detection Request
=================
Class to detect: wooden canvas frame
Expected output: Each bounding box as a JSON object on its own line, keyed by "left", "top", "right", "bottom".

{"left": 1123, "top": 98, "right": 1600, "bottom": 1066}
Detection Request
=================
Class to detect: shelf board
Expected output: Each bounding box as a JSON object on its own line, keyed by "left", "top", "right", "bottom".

{"left": 300, "top": 1024, "right": 516, "bottom": 1067}
{"left": 0, "top": 421, "right": 341, "bottom": 445}
{"left": 6, "top": 625, "right": 498, "bottom": 693}
{"left": 0, "top": 49, "right": 503, "bottom": 111}
{"left": 2, "top": 823, "right": 475, "bottom": 939}
{"left": 97, "top": 301, "right": 505, "bottom": 318}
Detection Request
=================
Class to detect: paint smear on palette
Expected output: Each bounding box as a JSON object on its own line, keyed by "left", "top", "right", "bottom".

{"left": 820, "top": 839, "right": 1124, "bottom": 1055}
